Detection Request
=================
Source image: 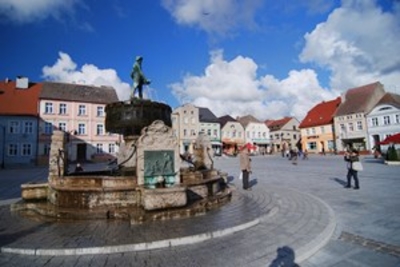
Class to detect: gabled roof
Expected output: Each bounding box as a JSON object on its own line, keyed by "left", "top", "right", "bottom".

{"left": 198, "top": 107, "right": 218, "bottom": 123}
{"left": 236, "top": 114, "right": 260, "bottom": 128}
{"left": 40, "top": 82, "right": 118, "bottom": 104}
{"left": 265, "top": 117, "right": 292, "bottom": 131}
{"left": 299, "top": 97, "right": 341, "bottom": 128}
{"left": 0, "top": 80, "right": 42, "bottom": 116}
{"left": 334, "top": 82, "right": 385, "bottom": 116}
{"left": 375, "top": 92, "right": 400, "bottom": 109}
{"left": 218, "top": 115, "right": 237, "bottom": 127}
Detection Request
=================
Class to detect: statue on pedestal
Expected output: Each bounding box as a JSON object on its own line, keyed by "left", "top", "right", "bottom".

{"left": 130, "top": 56, "right": 151, "bottom": 99}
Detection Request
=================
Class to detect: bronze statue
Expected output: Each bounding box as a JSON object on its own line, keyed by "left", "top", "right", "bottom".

{"left": 130, "top": 56, "right": 151, "bottom": 99}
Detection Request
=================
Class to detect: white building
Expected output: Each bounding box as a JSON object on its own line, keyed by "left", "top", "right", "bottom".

{"left": 366, "top": 92, "right": 400, "bottom": 153}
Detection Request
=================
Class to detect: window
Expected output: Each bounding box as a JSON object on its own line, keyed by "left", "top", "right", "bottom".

{"left": 311, "top": 128, "right": 316, "bottom": 135}
{"left": 78, "top": 105, "right": 86, "bottom": 116}
{"left": 97, "top": 124, "right": 104, "bottom": 135}
{"left": 213, "top": 129, "right": 217, "bottom": 137}
{"left": 307, "top": 142, "right": 317, "bottom": 150}
{"left": 396, "top": 114, "right": 400, "bottom": 124}
{"left": 191, "top": 129, "right": 196, "bottom": 136}
{"left": 97, "top": 106, "right": 104, "bottom": 117}
{"left": 372, "top": 117, "right": 378, "bottom": 127}
{"left": 45, "top": 102, "right": 53, "bottom": 114}
{"left": 356, "top": 121, "right": 363, "bottom": 131}
{"left": 8, "top": 144, "right": 18, "bottom": 156}
{"left": 340, "top": 124, "right": 345, "bottom": 133}
{"left": 384, "top": 116, "right": 391, "bottom": 125}
{"left": 59, "top": 103, "right": 67, "bottom": 115}
{"left": 320, "top": 126, "right": 325, "bottom": 134}
{"left": 44, "top": 122, "right": 53, "bottom": 134}
{"left": 184, "top": 117, "right": 188, "bottom": 124}
{"left": 238, "top": 132, "right": 242, "bottom": 138}
{"left": 21, "top": 143, "right": 32, "bottom": 156}
{"left": 9, "top": 121, "right": 19, "bottom": 134}
{"left": 78, "top": 123, "right": 86, "bottom": 135}
{"left": 23, "top": 121, "right": 33, "bottom": 134}
{"left": 306, "top": 129, "right": 310, "bottom": 135}
{"left": 293, "top": 134, "right": 297, "bottom": 140}
{"left": 44, "top": 143, "right": 51, "bottom": 156}
{"left": 108, "top": 143, "right": 116, "bottom": 153}
{"left": 207, "top": 129, "right": 211, "bottom": 136}
{"left": 191, "top": 117, "right": 195, "bottom": 124}
{"left": 183, "top": 129, "right": 187, "bottom": 136}
{"left": 232, "top": 131, "right": 236, "bottom": 138}
{"left": 348, "top": 122, "right": 354, "bottom": 132}
{"left": 96, "top": 143, "right": 103, "bottom": 154}
{"left": 58, "top": 122, "right": 67, "bottom": 132}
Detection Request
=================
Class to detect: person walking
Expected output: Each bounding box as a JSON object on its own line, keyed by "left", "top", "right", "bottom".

{"left": 239, "top": 146, "right": 252, "bottom": 191}
{"left": 344, "top": 148, "right": 360, "bottom": 189}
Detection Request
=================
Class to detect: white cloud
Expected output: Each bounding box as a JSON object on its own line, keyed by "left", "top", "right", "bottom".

{"left": 300, "top": 0, "right": 400, "bottom": 92}
{"left": 170, "top": 50, "right": 337, "bottom": 120}
{"left": 42, "top": 52, "right": 131, "bottom": 101}
{"left": 162, "top": 0, "right": 263, "bottom": 36}
{"left": 0, "top": 0, "right": 81, "bottom": 24}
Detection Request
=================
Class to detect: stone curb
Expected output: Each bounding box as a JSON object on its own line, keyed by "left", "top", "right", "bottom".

{"left": 293, "top": 189, "right": 337, "bottom": 263}
{"left": 0, "top": 218, "right": 260, "bottom": 256}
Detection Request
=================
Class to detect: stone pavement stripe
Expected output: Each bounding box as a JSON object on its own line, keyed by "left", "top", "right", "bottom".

{"left": 294, "top": 189, "right": 336, "bottom": 263}
{"left": 0, "top": 218, "right": 260, "bottom": 256}
{"left": 339, "top": 231, "right": 400, "bottom": 258}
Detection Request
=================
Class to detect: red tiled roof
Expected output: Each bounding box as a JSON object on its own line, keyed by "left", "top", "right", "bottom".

{"left": 299, "top": 97, "right": 341, "bottom": 128}
{"left": 0, "top": 80, "right": 42, "bottom": 115}
{"left": 265, "top": 117, "right": 292, "bottom": 131}
{"left": 334, "top": 82, "right": 385, "bottom": 116}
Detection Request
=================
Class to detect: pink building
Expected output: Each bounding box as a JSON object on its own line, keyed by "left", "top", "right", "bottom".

{"left": 38, "top": 82, "right": 121, "bottom": 164}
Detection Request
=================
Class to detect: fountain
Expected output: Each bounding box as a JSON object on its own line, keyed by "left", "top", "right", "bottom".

{"left": 11, "top": 57, "right": 231, "bottom": 224}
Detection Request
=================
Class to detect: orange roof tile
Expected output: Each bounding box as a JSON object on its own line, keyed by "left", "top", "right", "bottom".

{"left": 0, "top": 80, "right": 42, "bottom": 116}
{"left": 299, "top": 97, "right": 341, "bottom": 128}
{"left": 265, "top": 117, "right": 292, "bottom": 131}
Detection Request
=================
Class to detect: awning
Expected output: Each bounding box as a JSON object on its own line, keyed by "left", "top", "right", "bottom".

{"left": 377, "top": 133, "right": 400, "bottom": 145}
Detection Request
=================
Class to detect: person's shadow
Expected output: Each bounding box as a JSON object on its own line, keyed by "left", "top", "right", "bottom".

{"left": 330, "top": 177, "right": 347, "bottom": 187}
{"left": 269, "top": 246, "right": 299, "bottom": 267}
{"left": 249, "top": 178, "right": 258, "bottom": 188}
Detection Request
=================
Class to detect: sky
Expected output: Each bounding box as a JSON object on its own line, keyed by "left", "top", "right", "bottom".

{"left": 1, "top": 0, "right": 400, "bottom": 121}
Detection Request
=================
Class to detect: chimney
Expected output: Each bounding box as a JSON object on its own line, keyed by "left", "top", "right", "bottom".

{"left": 16, "top": 76, "right": 29, "bottom": 89}
{"left": 340, "top": 92, "right": 346, "bottom": 103}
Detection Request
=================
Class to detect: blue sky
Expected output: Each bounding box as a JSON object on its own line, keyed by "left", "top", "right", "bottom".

{"left": 1, "top": 0, "right": 400, "bottom": 121}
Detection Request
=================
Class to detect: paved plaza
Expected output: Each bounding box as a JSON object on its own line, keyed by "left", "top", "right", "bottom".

{"left": 0, "top": 154, "right": 399, "bottom": 266}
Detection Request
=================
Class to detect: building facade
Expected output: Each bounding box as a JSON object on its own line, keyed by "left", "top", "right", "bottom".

{"left": 198, "top": 107, "right": 221, "bottom": 156}
{"left": 0, "top": 77, "right": 42, "bottom": 168}
{"left": 299, "top": 98, "right": 341, "bottom": 154}
{"left": 172, "top": 103, "right": 199, "bottom": 154}
{"left": 366, "top": 92, "right": 400, "bottom": 153}
{"left": 237, "top": 115, "right": 270, "bottom": 154}
{"left": 334, "top": 82, "right": 386, "bottom": 152}
{"left": 38, "top": 82, "right": 120, "bottom": 164}
{"left": 266, "top": 117, "right": 300, "bottom": 154}
{"left": 218, "top": 115, "right": 245, "bottom": 155}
